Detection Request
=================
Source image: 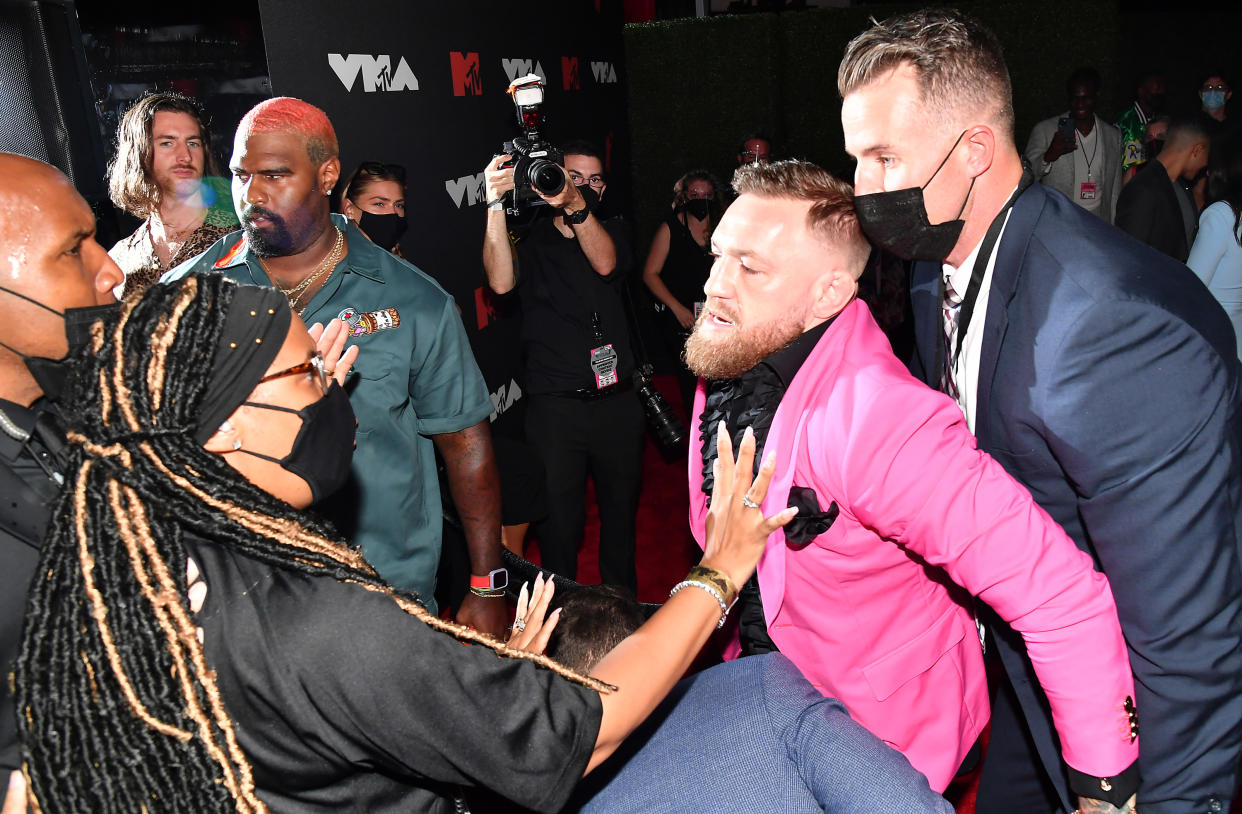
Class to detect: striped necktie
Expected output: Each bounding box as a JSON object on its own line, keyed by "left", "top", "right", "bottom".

{"left": 941, "top": 276, "right": 962, "bottom": 400}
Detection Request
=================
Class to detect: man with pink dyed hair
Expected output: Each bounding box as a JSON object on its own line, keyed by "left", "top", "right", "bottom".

{"left": 167, "top": 97, "right": 508, "bottom": 638}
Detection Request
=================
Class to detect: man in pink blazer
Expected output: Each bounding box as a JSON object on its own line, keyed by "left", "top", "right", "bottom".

{"left": 684, "top": 160, "right": 1139, "bottom": 807}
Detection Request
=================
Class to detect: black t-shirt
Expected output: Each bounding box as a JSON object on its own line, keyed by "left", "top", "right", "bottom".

{"left": 184, "top": 535, "right": 601, "bottom": 813}
{"left": 513, "top": 213, "right": 636, "bottom": 394}
{"left": 0, "top": 398, "right": 67, "bottom": 772}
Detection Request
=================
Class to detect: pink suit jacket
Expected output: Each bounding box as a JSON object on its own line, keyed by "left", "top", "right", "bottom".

{"left": 689, "top": 299, "right": 1138, "bottom": 792}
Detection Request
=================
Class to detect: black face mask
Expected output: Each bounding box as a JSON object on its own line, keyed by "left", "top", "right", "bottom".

{"left": 679, "top": 198, "right": 712, "bottom": 220}
{"left": 579, "top": 184, "right": 601, "bottom": 209}
{"left": 853, "top": 130, "right": 975, "bottom": 262}
{"left": 237, "top": 381, "right": 356, "bottom": 503}
{"left": 1146, "top": 93, "right": 1166, "bottom": 115}
{"left": 0, "top": 284, "right": 121, "bottom": 401}
{"left": 357, "top": 210, "right": 408, "bottom": 251}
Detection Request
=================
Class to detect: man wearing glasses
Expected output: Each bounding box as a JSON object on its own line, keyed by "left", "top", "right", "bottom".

{"left": 482, "top": 139, "right": 645, "bottom": 594}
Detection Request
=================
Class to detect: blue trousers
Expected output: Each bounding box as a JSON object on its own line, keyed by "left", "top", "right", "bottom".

{"left": 572, "top": 654, "right": 953, "bottom": 813}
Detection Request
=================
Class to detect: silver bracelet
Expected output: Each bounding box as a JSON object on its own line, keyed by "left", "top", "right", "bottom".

{"left": 486, "top": 198, "right": 504, "bottom": 210}
{"left": 669, "top": 580, "right": 734, "bottom": 629}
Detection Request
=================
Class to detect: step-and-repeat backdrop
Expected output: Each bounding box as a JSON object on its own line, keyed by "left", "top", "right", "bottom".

{"left": 258, "top": 0, "right": 628, "bottom": 435}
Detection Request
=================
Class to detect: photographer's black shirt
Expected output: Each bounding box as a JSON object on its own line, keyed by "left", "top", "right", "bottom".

{"left": 513, "top": 213, "right": 635, "bottom": 394}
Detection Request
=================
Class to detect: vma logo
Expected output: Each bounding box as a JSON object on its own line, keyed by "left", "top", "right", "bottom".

{"left": 328, "top": 54, "right": 419, "bottom": 92}
{"left": 490, "top": 378, "right": 523, "bottom": 422}
{"left": 450, "top": 51, "right": 482, "bottom": 96}
{"left": 561, "top": 56, "right": 580, "bottom": 91}
{"left": 591, "top": 61, "right": 617, "bottom": 84}
{"left": 446, "top": 171, "right": 486, "bottom": 208}
{"left": 502, "top": 58, "right": 546, "bottom": 84}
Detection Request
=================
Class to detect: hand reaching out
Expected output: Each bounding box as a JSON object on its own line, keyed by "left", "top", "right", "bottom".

{"left": 700, "top": 424, "right": 798, "bottom": 590}
{"left": 507, "top": 572, "right": 561, "bottom": 655}
{"left": 307, "top": 318, "right": 359, "bottom": 386}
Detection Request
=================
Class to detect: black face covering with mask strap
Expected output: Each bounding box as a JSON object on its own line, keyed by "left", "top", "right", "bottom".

{"left": 235, "top": 381, "right": 356, "bottom": 503}
{"left": 679, "top": 198, "right": 712, "bottom": 221}
{"left": 853, "top": 130, "right": 975, "bottom": 262}
{"left": 357, "top": 210, "right": 408, "bottom": 251}
{"left": 0, "top": 283, "right": 120, "bottom": 401}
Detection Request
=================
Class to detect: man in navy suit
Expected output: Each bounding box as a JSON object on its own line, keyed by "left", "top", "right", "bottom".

{"left": 839, "top": 9, "right": 1242, "bottom": 814}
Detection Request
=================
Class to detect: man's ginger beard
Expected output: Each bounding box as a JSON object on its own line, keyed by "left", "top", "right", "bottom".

{"left": 683, "top": 304, "right": 808, "bottom": 380}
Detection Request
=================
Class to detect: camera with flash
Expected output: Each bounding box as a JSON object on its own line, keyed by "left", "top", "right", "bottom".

{"left": 500, "top": 74, "right": 564, "bottom": 214}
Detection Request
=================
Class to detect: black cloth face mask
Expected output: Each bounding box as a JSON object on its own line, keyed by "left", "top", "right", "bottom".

{"left": 679, "top": 198, "right": 712, "bottom": 221}
{"left": 0, "top": 283, "right": 121, "bottom": 401}
{"left": 853, "top": 130, "right": 976, "bottom": 262}
{"left": 236, "top": 381, "right": 357, "bottom": 503}
{"left": 357, "top": 210, "right": 408, "bottom": 250}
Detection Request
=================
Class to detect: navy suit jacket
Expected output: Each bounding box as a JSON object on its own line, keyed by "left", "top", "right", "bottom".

{"left": 910, "top": 182, "right": 1242, "bottom": 813}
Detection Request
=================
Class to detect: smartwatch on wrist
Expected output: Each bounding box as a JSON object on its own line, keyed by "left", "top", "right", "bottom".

{"left": 563, "top": 206, "right": 590, "bottom": 225}
{"left": 469, "top": 567, "right": 508, "bottom": 592}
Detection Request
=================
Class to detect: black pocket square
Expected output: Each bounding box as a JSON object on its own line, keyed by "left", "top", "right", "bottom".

{"left": 784, "top": 485, "right": 839, "bottom": 546}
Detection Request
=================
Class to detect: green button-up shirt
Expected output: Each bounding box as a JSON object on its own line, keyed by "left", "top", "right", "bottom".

{"left": 166, "top": 215, "right": 492, "bottom": 608}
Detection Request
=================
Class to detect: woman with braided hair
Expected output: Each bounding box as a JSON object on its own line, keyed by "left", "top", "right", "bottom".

{"left": 16, "top": 272, "right": 794, "bottom": 813}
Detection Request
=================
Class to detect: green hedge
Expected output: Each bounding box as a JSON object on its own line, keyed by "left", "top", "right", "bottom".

{"left": 623, "top": 0, "right": 1125, "bottom": 250}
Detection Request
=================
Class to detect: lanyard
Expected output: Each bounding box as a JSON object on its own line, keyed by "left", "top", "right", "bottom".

{"left": 941, "top": 167, "right": 1034, "bottom": 370}
{"left": 1077, "top": 126, "right": 1099, "bottom": 181}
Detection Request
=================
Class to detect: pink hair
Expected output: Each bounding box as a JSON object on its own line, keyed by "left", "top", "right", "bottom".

{"left": 237, "top": 97, "right": 339, "bottom": 164}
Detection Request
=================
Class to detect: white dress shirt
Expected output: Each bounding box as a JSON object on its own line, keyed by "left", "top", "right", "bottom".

{"left": 942, "top": 209, "right": 1014, "bottom": 433}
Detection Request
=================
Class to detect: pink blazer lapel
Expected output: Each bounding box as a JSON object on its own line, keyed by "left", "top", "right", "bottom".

{"left": 690, "top": 300, "right": 865, "bottom": 627}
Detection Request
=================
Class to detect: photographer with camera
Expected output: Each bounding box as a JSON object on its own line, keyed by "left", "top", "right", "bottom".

{"left": 482, "top": 139, "right": 644, "bottom": 595}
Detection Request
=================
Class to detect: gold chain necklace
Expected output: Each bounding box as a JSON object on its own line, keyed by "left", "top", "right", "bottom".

{"left": 263, "top": 227, "right": 344, "bottom": 315}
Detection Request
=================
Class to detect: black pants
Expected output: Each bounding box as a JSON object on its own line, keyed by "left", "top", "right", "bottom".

{"left": 525, "top": 390, "right": 644, "bottom": 593}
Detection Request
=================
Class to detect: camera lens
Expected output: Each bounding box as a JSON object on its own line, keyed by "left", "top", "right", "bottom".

{"left": 528, "top": 159, "right": 566, "bottom": 196}
{"left": 636, "top": 376, "right": 686, "bottom": 451}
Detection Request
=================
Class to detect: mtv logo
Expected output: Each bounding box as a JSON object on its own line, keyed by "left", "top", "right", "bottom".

{"left": 590, "top": 61, "right": 617, "bottom": 84}
{"left": 450, "top": 51, "right": 482, "bottom": 96}
{"left": 561, "top": 56, "right": 580, "bottom": 91}
{"left": 502, "top": 58, "right": 546, "bottom": 85}
{"left": 446, "top": 171, "right": 486, "bottom": 208}
{"left": 328, "top": 54, "right": 419, "bottom": 92}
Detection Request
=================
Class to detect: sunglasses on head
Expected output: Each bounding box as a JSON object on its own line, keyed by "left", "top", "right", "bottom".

{"left": 355, "top": 161, "right": 407, "bottom": 185}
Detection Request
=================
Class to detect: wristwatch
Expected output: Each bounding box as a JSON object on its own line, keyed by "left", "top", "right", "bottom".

{"left": 563, "top": 206, "right": 590, "bottom": 225}
{"left": 469, "top": 567, "right": 509, "bottom": 592}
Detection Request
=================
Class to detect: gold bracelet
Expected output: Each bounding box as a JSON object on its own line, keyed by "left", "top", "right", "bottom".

{"left": 686, "top": 564, "right": 738, "bottom": 607}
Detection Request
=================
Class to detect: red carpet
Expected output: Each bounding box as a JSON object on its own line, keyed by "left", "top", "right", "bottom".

{"left": 520, "top": 374, "right": 702, "bottom": 604}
